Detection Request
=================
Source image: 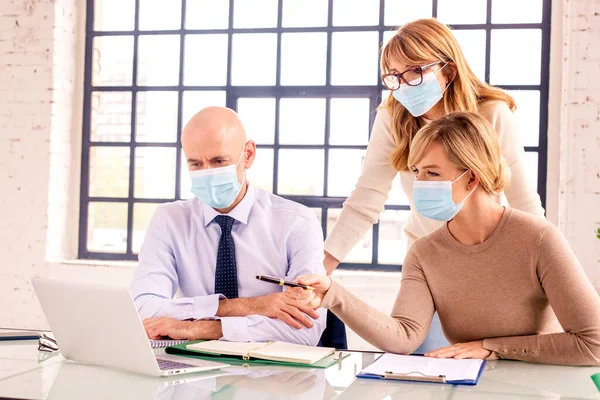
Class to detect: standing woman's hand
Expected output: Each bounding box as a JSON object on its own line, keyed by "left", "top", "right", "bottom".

{"left": 288, "top": 274, "right": 333, "bottom": 309}
{"left": 323, "top": 251, "right": 340, "bottom": 275}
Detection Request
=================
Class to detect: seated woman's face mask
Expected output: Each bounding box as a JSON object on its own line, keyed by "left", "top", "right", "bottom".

{"left": 190, "top": 146, "right": 246, "bottom": 209}
{"left": 412, "top": 170, "right": 478, "bottom": 221}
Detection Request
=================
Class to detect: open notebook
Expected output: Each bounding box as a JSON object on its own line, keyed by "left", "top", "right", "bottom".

{"left": 358, "top": 353, "right": 486, "bottom": 385}
{"left": 185, "top": 340, "right": 335, "bottom": 365}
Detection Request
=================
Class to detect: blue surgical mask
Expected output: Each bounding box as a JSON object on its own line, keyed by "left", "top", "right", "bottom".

{"left": 393, "top": 64, "right": 448, "bottom": 117}
{"left": 412, "top": 170, "right": 477, "bottom": 221}
{"left": 190, "top": 147, "right": 246, "bottom": 209}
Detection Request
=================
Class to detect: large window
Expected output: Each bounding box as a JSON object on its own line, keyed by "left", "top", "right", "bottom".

{"left": 81, "top": 0, "right": 551, "bottom": 269}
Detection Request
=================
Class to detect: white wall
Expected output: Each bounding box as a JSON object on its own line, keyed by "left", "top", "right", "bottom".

{"left": 0, "top": 0, "right": 598, "bottom": 350}
{"left": 554, "top": 0, "right": 600, "bottom": 289}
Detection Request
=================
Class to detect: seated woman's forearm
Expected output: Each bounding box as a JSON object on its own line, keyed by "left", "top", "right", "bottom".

{"left": 322, "top": 280, "right": 432, "bottom": 354}
{"left": 482, "top": 331, "right": 600, "bottom": 366}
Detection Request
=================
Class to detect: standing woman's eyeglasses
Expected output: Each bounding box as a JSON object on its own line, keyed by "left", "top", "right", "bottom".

{"left": 381, "top": 61, "right": 442, "bottom": 90}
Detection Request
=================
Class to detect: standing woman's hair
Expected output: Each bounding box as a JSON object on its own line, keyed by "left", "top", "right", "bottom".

{"left": 381, "top": 18, "right": 516, "bottom": 172}
{"left": 408, "top": 111, "right": 510, "bottom": 194}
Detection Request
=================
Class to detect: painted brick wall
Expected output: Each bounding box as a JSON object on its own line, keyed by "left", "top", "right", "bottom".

{"left": 0, "top": 0, "right": 78, "bottom": 328}
{"left": 558, "top": 0, "right": 600, "bottom": 289}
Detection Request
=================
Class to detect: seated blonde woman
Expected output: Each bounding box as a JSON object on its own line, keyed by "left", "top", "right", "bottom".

{"left": 293, "top": 111, "right": 600, "bottom": 366}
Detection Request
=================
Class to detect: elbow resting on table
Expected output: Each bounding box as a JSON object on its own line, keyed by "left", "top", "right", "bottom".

{"left": 578, "top": 333, "right": 600, "bottom": 366}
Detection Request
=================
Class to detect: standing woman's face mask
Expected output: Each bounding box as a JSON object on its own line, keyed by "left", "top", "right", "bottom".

{"left": 410, "top": 141, "right": 479, "bottom": 221}
{"left": 382, "top": 60, "right": 452, "bottom": 117}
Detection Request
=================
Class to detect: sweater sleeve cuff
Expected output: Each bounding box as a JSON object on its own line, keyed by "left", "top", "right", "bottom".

{"left": 321, "top": 280, "right": 344, "bottom": 309}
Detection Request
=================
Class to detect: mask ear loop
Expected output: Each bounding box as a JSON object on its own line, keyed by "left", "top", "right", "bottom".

{"left": 237, "top": 143, "right": 248, "bottom": 187}
{"left": 454, "top": 170, "right": 479, "bottom": 205}
{"left": 436, "top": 62, "right": 454, "bottom": 95}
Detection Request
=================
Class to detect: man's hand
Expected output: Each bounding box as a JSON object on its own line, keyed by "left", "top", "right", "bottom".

{"left": 142, "top": 317, "right": 222, "bottom": 340}
{"left": 143, "top": 317, "right": 197, "bottom": 340}
{"left": 252, "top": 292, "right": 320, "bottom": 330}
{"left": 425, "top": 341, "right": 495, "bottom": 360}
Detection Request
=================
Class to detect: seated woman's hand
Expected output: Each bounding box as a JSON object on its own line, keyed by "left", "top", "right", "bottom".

{"left": 287, "top": 274, "right": 332, "bottom": 309}
{"left": 425, "top": 340, "right": 496, "bottom": 360}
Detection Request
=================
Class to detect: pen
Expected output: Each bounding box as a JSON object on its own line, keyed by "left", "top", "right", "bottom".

{"left": 255, "top": 275, "right": 315, "bottom": 290}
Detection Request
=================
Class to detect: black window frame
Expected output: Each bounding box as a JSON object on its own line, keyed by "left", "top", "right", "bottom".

{"left": 79, "top": 0, "right": 551, "bottom": 271}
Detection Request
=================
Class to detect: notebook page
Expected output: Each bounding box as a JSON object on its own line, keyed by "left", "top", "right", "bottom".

{"left": 360, "top": 354, "right": 483, "bottom": 382}
{"left": 187, "top": 340, "right": 266, "bottom": 357}
{"left": 252, "top": 341, "right": 335, "bottom": 364}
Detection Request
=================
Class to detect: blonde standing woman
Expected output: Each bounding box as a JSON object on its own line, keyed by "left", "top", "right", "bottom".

{"left": 295, "top": 112, "right": 600, "bottom": 366}
{"left": 323, "top": 19, "right": 544, "bottom": 352}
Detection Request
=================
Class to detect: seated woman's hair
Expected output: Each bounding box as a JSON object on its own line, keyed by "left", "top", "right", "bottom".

{"left": 407, "top": 111, "right": 510, "bottom": 194}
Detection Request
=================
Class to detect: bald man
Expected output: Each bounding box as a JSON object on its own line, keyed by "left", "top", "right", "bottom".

{"left": 130, "top": 107, "right": 326, "bottom": 345}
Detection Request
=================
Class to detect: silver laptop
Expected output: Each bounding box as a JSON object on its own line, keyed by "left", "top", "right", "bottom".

{"left": 32, "top": 277, "right": 229, "bottom": 377}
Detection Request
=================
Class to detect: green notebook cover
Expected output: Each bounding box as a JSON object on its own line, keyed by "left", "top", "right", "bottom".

{"left": 591, "top": 373, "right": 600, "bottom": 392}
{"left": 165, "top": 340, "right": 348, "bottom": 369}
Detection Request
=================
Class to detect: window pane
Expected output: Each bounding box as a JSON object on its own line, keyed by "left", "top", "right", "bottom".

{"left": 92, "top": 36, "right": 134, "bottom": 86}
{"left": 492, "top": 0, "right": 543, "bottom": 23}
{"left": 182, "top": 91, "right": 226, "bottom": 126}
{"left": 279, "top": 98, "right": 326, "bottom": 145}
{"left": 378, "top": 210, "right": 410, "bottom": 265}
{"left": 333, "top": 0, "right": 379, "bottom": 27}
{"left": 136, "top": 91, "right": 178, "bottom": 143}
{"left": 282, "top": 0, "right": 328, "bottom": 27}
{"left": 87, "top": 202, "right": 128, "bottom": 253}
{"left": 330, "top": 98, "right": 371, "bottom": 146}
{"left": 385, "top": 174, "right": 409, "bottom": 205}
{"left": 89, "top": 146, "right": 130, "bottom": 197}
{"left": 327, "top": 209, "right": 372, "bottom": 263}
{"left": 139, "top": 0, "right": 182, "bottom": 31}
{"left": 137, "top": 35, "right": 180, "bottom": 86}
{"left": 438, "top": 0, "right": 487, "bottom": 24}
{"left": 247, "top": 148, "right": 274, "bottom": 192}
{"left": 384, "top": 0, "right": 432, "bottom": 26}
{"left": 184, "top": 34, "right": 228, "bottom": 86}
{"left": 278, "top": 150, "right": 324, "bottom": 196}
{"left": 328, "top": 149, "right": 366, "bottom": 197}
{"left": 281, "top": 33, "right": 327, "bottom": 86}
{"left": 232, "top": 34, "right": 277, "bottom": 86}
{"left": 134, "top": 147, "right": 176, "bottom": 199}
{"left": 382, "top": 30, "right": 396, "bottom": 50}
{"left": 452, "top": 29, "right": 486, "bottom": 82}
{"left": 234, "top": 0, "right": 278, "bottom": 28}
{"left": 507, "top": 90, "right": 540, "bottom": 147}
{"left": 490, "top": 29, "right": 541, "bottom": 85}
{"left": 133, "top": 203, "right": 160, "bottom": 254}
{"left": 332, "top": 32, "right": 379, "bottom": 86}
{"left": 524, "top": 151, "right": 539, "bottom": 192}
{"left": 186, "top": 0, "right": 230, "bottom": 29}
{"left": 94, "top": 0, "right": 135, "bottom": 31}
{"left": 310, "top": 208, "right": 323, "bottom": 226}
{"left": 179, "top": 151, "right": 193, "bottom": 200}
{"left": 238, "top": 98, "right": 276, "bottom": 145}
{"left": 90, "top": 91, "right": 132, "bottom": 142}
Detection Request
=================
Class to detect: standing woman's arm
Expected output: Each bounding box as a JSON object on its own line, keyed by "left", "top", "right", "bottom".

{"left": 482, "top": 101, "right": 545, "bottom": 217}
{"left": 324, "top": 108, "right": 400, "bottom": 274}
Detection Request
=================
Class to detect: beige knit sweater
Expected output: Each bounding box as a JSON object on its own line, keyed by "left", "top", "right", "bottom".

{"left": 325, "top": 101, "right": 545, "bottom": 260}
{"left": 322, "top": 208, "right": 600, "bottom": 366}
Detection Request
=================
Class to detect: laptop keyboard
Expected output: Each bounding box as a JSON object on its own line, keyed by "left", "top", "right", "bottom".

{"left": 157, "top": 358, "right": 196, "bottom": 370}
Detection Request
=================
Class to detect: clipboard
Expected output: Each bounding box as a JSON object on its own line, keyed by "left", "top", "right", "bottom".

{"left": 357, "top": 354, "right": 486, "bottom": 386}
